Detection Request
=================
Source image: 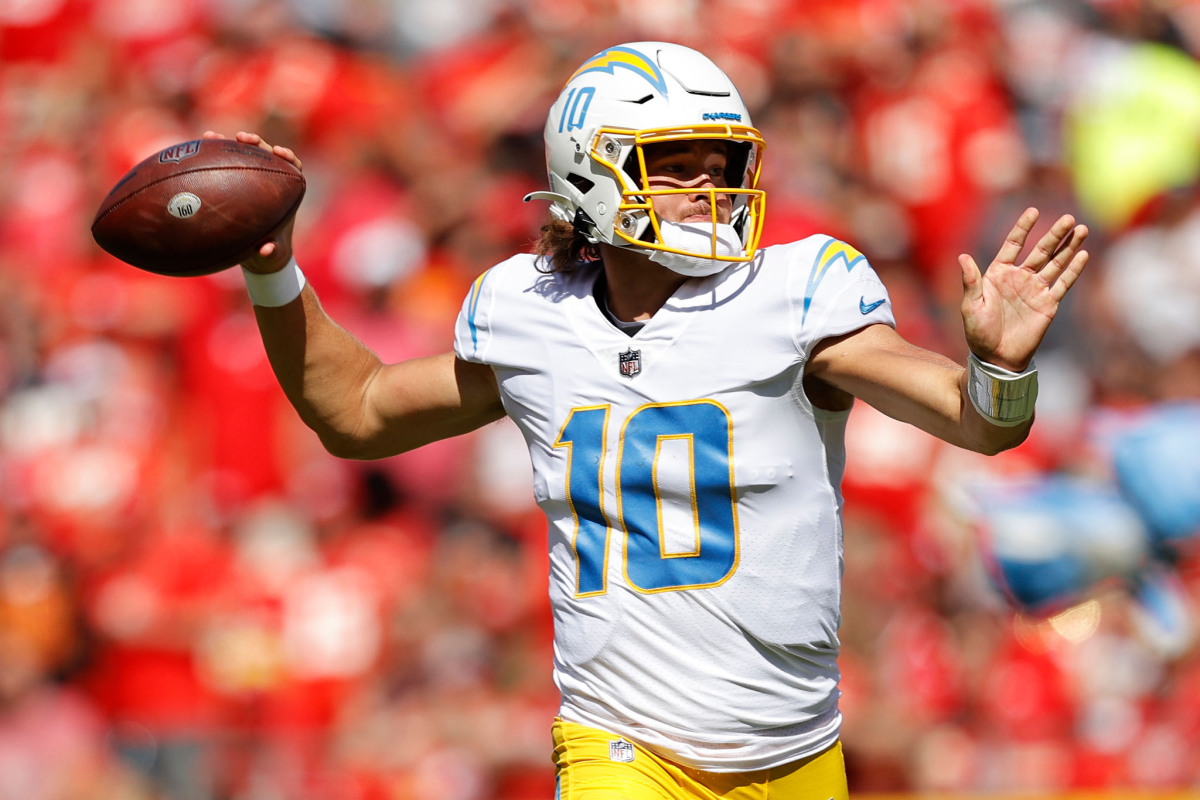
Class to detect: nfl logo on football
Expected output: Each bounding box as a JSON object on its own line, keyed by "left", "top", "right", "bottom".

{"left": 619, "top": 348, "right": 641, "bottom": 379}
{"left": 159, "top": 140, "right": 202, "bottom": 164}
{"left": 608, "top": 739, "right": 635, "bottom": 763}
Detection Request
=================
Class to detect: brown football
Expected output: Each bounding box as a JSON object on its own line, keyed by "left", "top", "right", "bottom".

{"left": 91, "top": 139, "right": 306, "bottom": 276}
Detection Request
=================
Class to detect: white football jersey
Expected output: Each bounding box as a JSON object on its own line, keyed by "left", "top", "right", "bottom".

{"left": 453, "top": 235, "right": 894, "bottom": 772}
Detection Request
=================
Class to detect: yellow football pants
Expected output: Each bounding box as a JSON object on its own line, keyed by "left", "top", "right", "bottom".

{"left": 552, "top": 719, "right": 849, "bottom": 800}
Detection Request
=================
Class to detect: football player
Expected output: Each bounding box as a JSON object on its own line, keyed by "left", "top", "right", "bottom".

{"left": 209, "top": 41, "right": 1088, "bottom": 799}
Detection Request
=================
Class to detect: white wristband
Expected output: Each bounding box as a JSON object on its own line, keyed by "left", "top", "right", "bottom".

{"left": 967, "top": 352, "right": 1038, "bottom": 427}
{"left": 242, "top": 257, "right": 306, "bottom": 307}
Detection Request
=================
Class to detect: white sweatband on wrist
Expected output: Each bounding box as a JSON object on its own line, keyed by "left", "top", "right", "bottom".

{"left": 242, "top": 257, "right": 306, "bottom": 307}
{"left": 967, "top": 352, "right": 1038, "bottom": 427}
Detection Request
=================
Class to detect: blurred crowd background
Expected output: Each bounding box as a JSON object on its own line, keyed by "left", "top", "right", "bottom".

{"left": 2, "top": 0, "right": 1200, "bottom": 797}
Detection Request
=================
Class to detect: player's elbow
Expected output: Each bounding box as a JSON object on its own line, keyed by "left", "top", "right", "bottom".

{"left": 317, "top": 430, "right": 374, "bottom": 460}
{"left": 312, "top": 411, "right": 391, "bottom": 460}
{"left": 317, "top": 422, "right": 414, "bottom": 460}
{"left": 316, "top": 418, "right": 426, "bottom": 460}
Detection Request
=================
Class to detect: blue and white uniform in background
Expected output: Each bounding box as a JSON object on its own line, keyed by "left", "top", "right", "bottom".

{"left": 454, "top": 235, "right": 893, "bottom": 772}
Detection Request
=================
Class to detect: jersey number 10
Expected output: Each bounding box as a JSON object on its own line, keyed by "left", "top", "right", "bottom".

{"left": 554, "top": 400, "right": 739, "bottom": 596}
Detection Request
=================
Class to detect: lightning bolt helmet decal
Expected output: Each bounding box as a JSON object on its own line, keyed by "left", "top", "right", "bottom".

{"left": 567, "top": 46, "right": 670, "bottom": 97}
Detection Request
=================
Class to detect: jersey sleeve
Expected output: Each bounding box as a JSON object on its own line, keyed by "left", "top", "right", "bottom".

{"left": 789, "top": 235, "right": 895, "bottom": 358}
{"left": 453, "top": 266, "right": 499, "bottom": 364}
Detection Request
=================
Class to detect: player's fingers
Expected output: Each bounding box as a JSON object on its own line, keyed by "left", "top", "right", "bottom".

{"left": 1040, "top": 224, "right": 1088, "bottom": 285}
{"left": 273, "top": 145, "right": 303, "bottom": 172}
{"left": 996, "top": 207, "right": 1039, "bottom": 265}
{"left": 259, "top": 241, "right": 277, "bottom": 257}
{"left": 959, "top": 253, "right": 983, "bottom": 305}
{"left": 1050, "top": 250, "right": 1089, "bottom": 302}
{"left": 1023, "top": 213, "right": 1075, "bottom": 271}
{"left": 202, "top": 130, "right": 227, "bottom": 140}
{"left": 235, "top": 131, "right": 275, "bottom": 155}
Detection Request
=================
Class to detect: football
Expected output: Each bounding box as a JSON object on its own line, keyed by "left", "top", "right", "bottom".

{"left": 91, "top": 139, "right": 306, "bottom": 276}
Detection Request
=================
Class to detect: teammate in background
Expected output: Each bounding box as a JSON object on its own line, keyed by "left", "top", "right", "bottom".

{"left": 209, "top": 42, "right": 1088, "bottom": 799}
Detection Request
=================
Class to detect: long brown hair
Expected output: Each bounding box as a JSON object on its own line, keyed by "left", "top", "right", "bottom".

{"left": 534, "top": 218, "right": 600, "bottom": 274}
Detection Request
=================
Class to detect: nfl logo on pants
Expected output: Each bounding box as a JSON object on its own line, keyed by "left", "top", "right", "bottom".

{"left": 619, "top": 348, "right": 641, "bottom": 378}
{"left": 609, "top": 739, "right": 635, "bottom": 763}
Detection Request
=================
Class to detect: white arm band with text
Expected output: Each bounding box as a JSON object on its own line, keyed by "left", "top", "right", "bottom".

{"left": 242, "top": 257, "right": 306, "bottom": 307}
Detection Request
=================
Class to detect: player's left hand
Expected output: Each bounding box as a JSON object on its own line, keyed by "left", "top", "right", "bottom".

{"left": 959, "top": 208, "right": 1089, "bottom": 372}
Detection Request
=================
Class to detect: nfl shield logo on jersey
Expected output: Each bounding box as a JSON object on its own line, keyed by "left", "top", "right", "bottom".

{"left": 608, "top": 739, "right": 636, "bottom": 763}
{"left": 618, "top": 348, "right": 641, "bottom": 378}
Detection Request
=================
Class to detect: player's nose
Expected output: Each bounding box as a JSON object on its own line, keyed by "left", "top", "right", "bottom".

{"left": 685, "top": 175, "right": 716, "bottom": 198}
{"left": 686, "top": 183, "right": 731, "bottom": 209}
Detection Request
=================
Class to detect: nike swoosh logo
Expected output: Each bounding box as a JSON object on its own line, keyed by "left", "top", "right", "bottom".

{"left": 860, "top": 297, "right": 885, "bottom": 314}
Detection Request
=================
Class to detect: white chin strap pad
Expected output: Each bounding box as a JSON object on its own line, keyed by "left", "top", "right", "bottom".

{"left": 647, "top": 221, "right": 744, "bottom": 277}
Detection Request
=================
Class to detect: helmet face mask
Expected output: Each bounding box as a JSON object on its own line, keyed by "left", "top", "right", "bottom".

{"left": 600, "top": 124, "right": 766, "bottom": 261}
{"left": 537, "top": 43, "right": 767, "bottom": 276}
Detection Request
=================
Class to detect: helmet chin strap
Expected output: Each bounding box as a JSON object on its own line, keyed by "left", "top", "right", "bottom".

{"left": 646, "top": 220, "right": 744, "bottom": 277}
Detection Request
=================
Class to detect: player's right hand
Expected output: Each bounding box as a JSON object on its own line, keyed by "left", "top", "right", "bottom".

{"left": 202, "top": 130, "right": 304, "bottom": 275}
{"left": 958, "top": 207, "right": 1088, "bottom": 373}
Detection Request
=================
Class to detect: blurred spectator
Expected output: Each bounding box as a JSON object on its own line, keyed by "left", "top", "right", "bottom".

{"left": 1, "top": 0, "right": 1199, "bottom": 796}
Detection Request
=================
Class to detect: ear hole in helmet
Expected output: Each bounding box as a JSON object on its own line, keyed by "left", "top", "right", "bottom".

{"left": 567, "top": 173, "right": 595, "bottom": 195}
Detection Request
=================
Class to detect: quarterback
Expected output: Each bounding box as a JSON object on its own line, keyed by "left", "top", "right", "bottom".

{"left": 211, "top": 42, "right": 1088, "bottom": 799}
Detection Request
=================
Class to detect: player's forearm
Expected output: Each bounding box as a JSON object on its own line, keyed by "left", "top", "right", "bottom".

{"left": 841, "top": 358, "right": 1029, "bottom": 455}
{"left": 811, "top": 326, "right": 1030, "bottom": 455}
{"left": 252, "top": 286, "right": 506, "bottom": 459}
{"left": 252, "top": 285, "right": 388, "bottom": 455}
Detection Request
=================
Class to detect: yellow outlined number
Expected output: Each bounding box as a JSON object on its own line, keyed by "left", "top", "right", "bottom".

{"left": 554, "top": 406, "right": 611, "bottom": 597}
{"left": 556, "top": 401, "right": 739, "bottom": 596}
{"left": 653, "top": 434, "right": 701, "bottom": 559}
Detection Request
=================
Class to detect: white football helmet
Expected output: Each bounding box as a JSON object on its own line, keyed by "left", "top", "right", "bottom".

{"left": 528, "top": 42, "right": 766, "bottom": 277}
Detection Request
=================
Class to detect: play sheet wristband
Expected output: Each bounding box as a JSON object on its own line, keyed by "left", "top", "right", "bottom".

{"left": 967, "top": 352, "right": 1038, "bottom": 427}
{"left": 242, "top": 257, "right": 305, "bottom": 307}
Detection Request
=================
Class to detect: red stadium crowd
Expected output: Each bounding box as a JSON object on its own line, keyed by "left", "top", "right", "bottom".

{"left": 2, "top": 0, "right": 1200, "bottom": 796}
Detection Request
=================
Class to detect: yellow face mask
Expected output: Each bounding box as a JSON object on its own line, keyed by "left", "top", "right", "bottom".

{"left": 589, "top": 123, "right": 767, "bottom": 263}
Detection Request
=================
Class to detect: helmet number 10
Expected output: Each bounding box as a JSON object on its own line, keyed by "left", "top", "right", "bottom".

{"left": 558, "top": 87, "right": 596, "bottom": 134}
{"left": 553, "top": 401, "right": 740, "bottom": 596}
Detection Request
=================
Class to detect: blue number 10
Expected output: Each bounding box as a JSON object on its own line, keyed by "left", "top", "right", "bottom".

{"left": 557, "top": 87, "right": 596, "bottom": 133}
{"left": 554, "top": 400, "right": 739, "bottom": 596}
